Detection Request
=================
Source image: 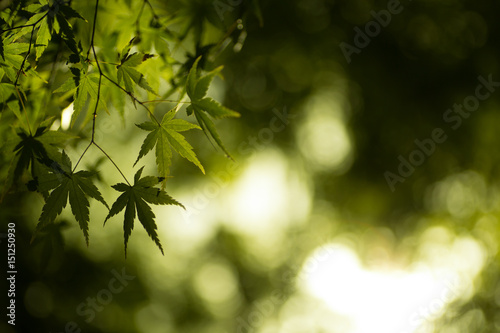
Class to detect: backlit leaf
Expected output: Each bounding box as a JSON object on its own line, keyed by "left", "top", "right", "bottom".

{"left": 105, "top": 167, "right": 184, "bottom": 256}
{"left": 135, "top": 110, "right": 205, "bottom": 179}
{"left": 185, "top": 56, "right": 239, "bottom": 157}
{"left": 34, "top": 152, "right": 108, "bottom": 245}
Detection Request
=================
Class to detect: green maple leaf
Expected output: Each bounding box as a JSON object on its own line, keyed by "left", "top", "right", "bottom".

{"left": 11, "top": 129, "right": 51, "bottom": 183}
{"left": 138, "top": 25, "right": 171, "bottom": 62}
{"left": 135, "top": 109, "right": 205, "bottom": 179}
{"left": 11, "top": 4, "right": 47, "bottom": 42}
{"left": 1, "top": 121, "right": 75, "bottom": 201}
{"left": 4, "top": 122, "right": 75, "bottom": 187}
{"left": 0, "top": 36, "right": 29, "bottom": 82}
{"left": 10, "top": 0, "right": 86, "bottom": 60}
{"left": 34, "top": 151, "right": 109, "bottom": 246}
{"left": 12, "top": 0, "right": 85, "bottom": 61}
{"left": 54, "top": 67, "right": 107, "bottom": 127}
{"left": 57, "top": 2, "right": 86, "bottom": 21}
{"left": 117, "top": 37, "right": 156, "bottom": 95}
{"left": 104, "top": 167, "right": 184, "bottom": 256}
{"left": 185, "top": 57, "right": 239, "bottom": 158}
{"left": 0, "top": 87, "right": 31, "bottom": 132}
{"left": 53, "top": 3, "right": 85, "bottom": 57}
{"left": 0, "top": 85, "right": 15, "bottom": 107}
{"left": 34, "top": 13, "right": 51, "bottom": 60}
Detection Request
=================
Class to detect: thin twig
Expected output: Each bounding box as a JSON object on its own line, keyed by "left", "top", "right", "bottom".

{"left": 94, "top": 143, "right": 131, "bottom": 186}
{"left": 101, "top": 73, "right": 161, "bottom": 125}
{"left": 144, "top": 0, "right": 158, "bottom": 19}
{"left": 0, "top": 14, "right": 46, "bottom": 35}
{"left": 73, "top": 0, "right": 131, "bottom": 186}
{"left": 86, "top": 0, "right": 100, "bottom": 61}
{"left": 88, "top": 60, "right": 120, "bottom": 66}
{"left": 142, "top": 99, "right": 191, "bottom": 104}
{"left": 73, "top": 142, "right": 92, "bottom": 171}
{"left": 91, "top": 74, "right": 102, "bottom": 142}
{"left": 135, "top": 0, "right": 146, "bottom": 35}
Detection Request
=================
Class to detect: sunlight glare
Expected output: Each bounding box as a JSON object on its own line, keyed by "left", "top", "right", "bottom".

{"left": 299, "top": 233, "right": 485, "bottom": 333}
{"left": 225, "top": 150, "right": 310, "bottom": 237}
{"left": 61, "top": 102, "right": 74, "bottom": 130}
{"left": 297, "top": 91, "right": 352, "bottom": 173}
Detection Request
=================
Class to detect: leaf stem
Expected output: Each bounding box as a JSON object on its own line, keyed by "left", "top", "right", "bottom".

{"left": 135, "top": 0, "right": 146, "bottom": 35}
{"left": 73, "top": 142, "right": 92, "bottom": 171}
{"left": 86, "top": 0, "right": 100, "bottom": 61}
{"left": 87, "top": 0, "right": 104, "bottom": 143}
{"left": 142, "top": 99, "right": 191, "bottom": 104}
{"left": 73, "top": 0, "right": 131, "bottom": 187}
{"left": 144, "top": 0, "right": 158, "bottom": 19}
{"left": 0, "top": 11, "right": 48, "bottom": 35}
{"left": 89, "top": 60, "right": 120, "bottom": 66}
{"left": 94, "top": 143, "right": 131, "bottom": 186}
{"left": 91, "top": 74, "right": 102, "bottom": 142}
{"left": 101, "top": 73, "right": 161, "bottom": 125}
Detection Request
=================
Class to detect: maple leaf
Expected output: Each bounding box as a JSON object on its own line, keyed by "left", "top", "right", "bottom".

{"left": 11, "top": 4, "right": 47, "bottom": 42}
{"left": 0, "top": 84, "right": 23, "bottom": 128}
{"left": 117, "top": 37, "right": 156, "bottom": 95}
{"left": 34, "top": 151, "right": 109, "bottom": 246}
{"left": 11, "top": 129, "right": 50, "bottom": 183}
{"left": 185, "top": 56, "right": 239, "bottom": 158}
{"left": 53, "top": 67, "right": 107, "bottom": 127}
{"left": 0, "top": 36, "right": 29, "bottom": 82}
{"left": 12, "top": 0, "right": 85, "bottom": 61}
{"left": 104, "top": 167, "right": 184, "bottom": 257}
{"left": 138, "top": 24, "right": 171, "bottom": 62}
{"left": 2, "top": 120, "right": 76, "bottom": 196}
{"left": 34, "top": 13, "right": 51, "bottom": 61}
{"left": 135, "top": 109, "right": 205, "bottom": 180}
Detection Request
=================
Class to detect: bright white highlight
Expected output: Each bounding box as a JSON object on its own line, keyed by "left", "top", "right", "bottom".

{"left": 61, "top": 102, "right": 74, "bottom": 130}
{"left": 297, "top": 91, "right": 352, "bottom": 172}
{"left": 225, "top": 150, "right": 310, "bottom": 237}
{"left": 299, "top": 235, "right": 484, "bottom": 333}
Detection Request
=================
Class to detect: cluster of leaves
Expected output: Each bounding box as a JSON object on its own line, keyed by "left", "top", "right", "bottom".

{"left": 0, "top": 0, "right": 252, "bottom": 256}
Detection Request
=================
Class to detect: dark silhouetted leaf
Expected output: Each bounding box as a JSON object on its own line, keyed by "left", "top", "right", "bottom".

{"left": 34, "top": 151, "right": 108, "bottom": 246}
{"left": 105, "top": 167, "right": 184, "bottom": 256}
{"left": 185, "top": 57, "right": 239, "bottom": 157}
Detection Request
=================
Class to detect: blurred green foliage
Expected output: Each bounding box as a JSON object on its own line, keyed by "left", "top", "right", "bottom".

{"left": 2, "top": 0, "right": 500, "bottom": 332}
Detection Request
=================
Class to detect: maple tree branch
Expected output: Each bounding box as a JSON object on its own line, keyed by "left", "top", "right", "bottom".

{"left": 86, "top": 0, "right": 100, "bottom": 61}
{"left": 142, "top": 99, "right": 191, "bottom": 104}
{"left": 74, "top": 0, "right": 130, "bottom": 186}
